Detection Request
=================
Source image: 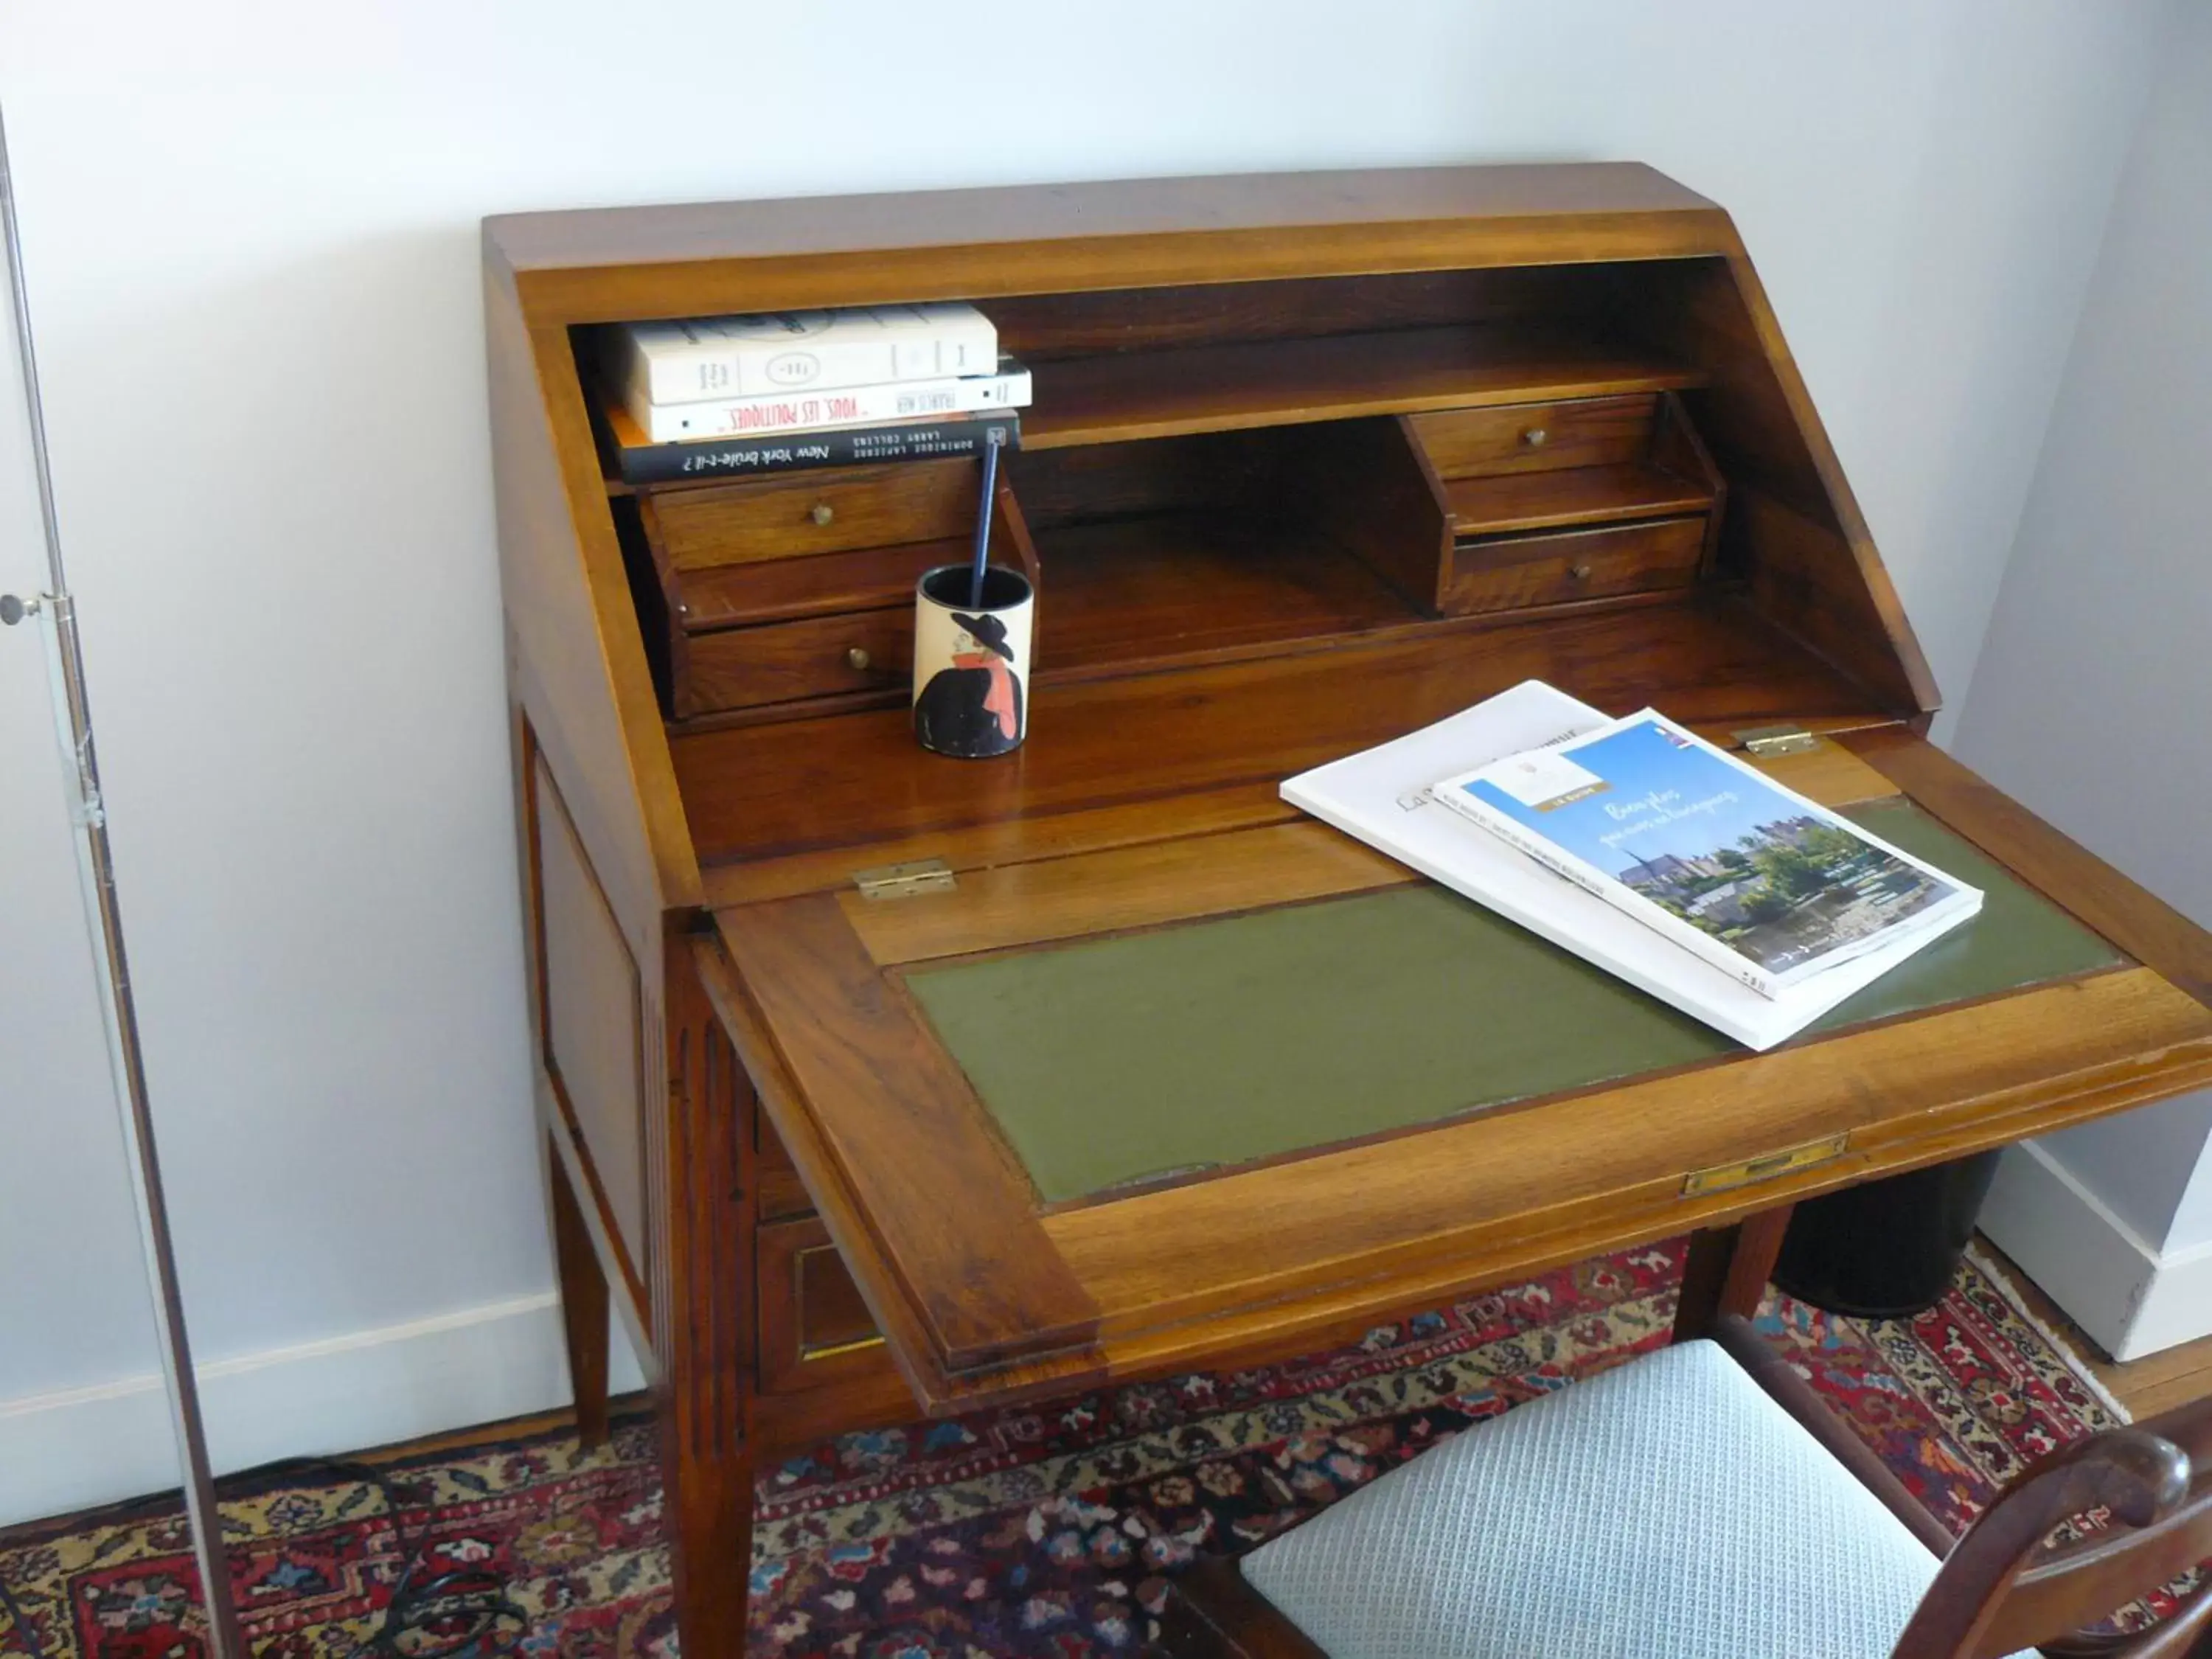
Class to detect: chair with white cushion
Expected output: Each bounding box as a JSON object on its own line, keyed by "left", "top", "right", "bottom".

{"left": 1158, "top": 1317, "right": 2212, "bottom": 1659}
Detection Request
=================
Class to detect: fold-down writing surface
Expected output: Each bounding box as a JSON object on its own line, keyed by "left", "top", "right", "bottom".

{"left": 905, "top": 804, "right": 2121, "bottom": 1203}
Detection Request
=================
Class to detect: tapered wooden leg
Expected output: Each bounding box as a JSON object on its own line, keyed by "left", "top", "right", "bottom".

{"left": 549, "top": 1135, "right": 611, "bottom": 1449}
{"left": 1673, "top": 1204, "right": 1795, "bottom": 1341}
{"left": 661, "top": 1412, "right": 755, "bottom": 1659}
{"left": 661, "top": 938, "right": 759, "bottom": 1659}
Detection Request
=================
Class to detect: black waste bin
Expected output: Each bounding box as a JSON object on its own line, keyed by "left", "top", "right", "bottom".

{"left": 1769, "top": 1150, "right": 2002, "bottom": 1318}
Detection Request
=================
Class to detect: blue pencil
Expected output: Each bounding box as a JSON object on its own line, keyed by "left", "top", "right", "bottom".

{"left": 969, "top": 426, "right": 1005, "bottom": 610}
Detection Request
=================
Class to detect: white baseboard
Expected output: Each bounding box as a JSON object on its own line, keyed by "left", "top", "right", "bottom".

{"left": 0, "top": 1292, "right": 645, "bottom": 1530}
{"left": 2125, "top": 1234, "right": 2212, "bottom": 1360}
{"left": 1980, "top": 1141, "right": 2212, "bottom": 1363}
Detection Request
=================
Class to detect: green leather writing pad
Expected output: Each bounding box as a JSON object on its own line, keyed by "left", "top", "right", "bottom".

{"left": 903, "top": 803, "right": 2122, "bottom": 1203}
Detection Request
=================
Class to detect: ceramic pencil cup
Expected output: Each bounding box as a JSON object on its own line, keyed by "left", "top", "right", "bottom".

{"left": 912, "top": 564, "right": 1033, "bottom": 758}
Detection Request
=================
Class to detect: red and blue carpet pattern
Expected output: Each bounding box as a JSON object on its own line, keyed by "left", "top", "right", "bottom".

{"left": 0, "top": 1240, "right": 2126, "bottom": 1658}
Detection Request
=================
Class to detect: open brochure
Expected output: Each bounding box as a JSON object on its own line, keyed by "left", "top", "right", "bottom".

{"left": 1432, "top": 710, "right": 1981, "bottom": 998}
{"left": 1279, "top": 681, "right": 1981, "bottom": 1051}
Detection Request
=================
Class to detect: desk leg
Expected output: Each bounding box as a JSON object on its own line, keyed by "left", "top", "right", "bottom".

{"left": 661, "top": 940, "right": 759, "bottom": 1659}
{"left": 1673, "top": 1206, "right": 1794, "bottom": 1341}
{"left": 548, "top": 1137, "right": 611, "bottom": 1450}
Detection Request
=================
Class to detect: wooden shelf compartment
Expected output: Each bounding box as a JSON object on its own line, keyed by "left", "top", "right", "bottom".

{"left": 1020, "top": 324, "right": 1705, "bottom": 451}
{"left": 585, "top": 265, "right": 1674, "bottom": 492}
{"left": 1014, "top": 421, "right": 1433, "bottom": 675}
{"left": 1029, "top": 513, "right": 1420, "bottom": 675}
{"left": 640, "top": 392, "right": 1728, "bottom": 728}
{"left": 646, "top": 403, "right": 1733, "bottom": 728}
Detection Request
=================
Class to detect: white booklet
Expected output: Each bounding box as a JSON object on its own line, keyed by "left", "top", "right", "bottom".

{"left": 1279, "top": 681, "right": 1979, "bottom": 1050}
{"left": 1432, "top": 709, "right": 1981, "bottom": 999}
{"left": 608, "top": 302, "right": 999, "bottom": 404}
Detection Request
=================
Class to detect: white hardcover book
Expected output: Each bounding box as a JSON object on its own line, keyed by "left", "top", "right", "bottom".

{"left": 1431, "top": 710, "right": 1982, "bottom": 998}
{"left": 1279, "top": 681, "right": 1978, "bottom": 1050}
{"left": 608, "top": 303, "right": 998, "bottom": 404}
{"left": 629, "top": 362, "right": 1032, "bottom": 443}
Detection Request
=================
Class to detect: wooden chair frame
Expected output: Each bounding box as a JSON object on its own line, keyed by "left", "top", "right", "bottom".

{"left": 1159, "top": 1317, "right": 2212, "bottom": 1659}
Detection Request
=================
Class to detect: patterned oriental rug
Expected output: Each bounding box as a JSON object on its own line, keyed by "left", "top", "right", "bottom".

{"left": 0, "top": 1240, "right": 2131, "bottom": 1659}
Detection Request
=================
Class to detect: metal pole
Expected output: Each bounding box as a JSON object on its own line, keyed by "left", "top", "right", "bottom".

{"left": 0, "top": 102, "right": 245, "bottom": 1659}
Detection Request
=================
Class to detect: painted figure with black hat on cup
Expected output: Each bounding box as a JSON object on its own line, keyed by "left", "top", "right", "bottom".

{"left": 914, "top": 609, "right": 1023, "bottom": 757}
{"left": 912, "top": 558, "right": 1032, "bottom": 758}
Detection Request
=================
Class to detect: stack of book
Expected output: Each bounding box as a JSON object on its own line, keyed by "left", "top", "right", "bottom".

{"left": 599, "top": 302, "right": 1029, "bottom": 485}
{"left": 1282, "top": 681, "right": 1983, "bottom": 1049}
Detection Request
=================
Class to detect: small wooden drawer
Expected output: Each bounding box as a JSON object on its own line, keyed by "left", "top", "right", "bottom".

{"left": 677, "top": 540, "right": 960, "bottom": 633}
{"left": 1408, "top": 394, "right": 1657, "bottom": 479}
{"left": 1442, "top": 515, "right": 1705, "bottom": 616}
{"left": 645, "top": 459, "right": 979, "bottom": 571}
{"left": 678, "top": 608, "right": 911, "bottom": 717}
{"left": 757, "top": 1214, "right": 902, "bottom": 1397}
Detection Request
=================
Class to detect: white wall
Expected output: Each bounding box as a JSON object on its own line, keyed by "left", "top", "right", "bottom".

{"left": 0, "top": 0, "right": 2179, "bottom": 1521}
{"left": 1958, "top": 0, "right": 2212, "bottom": 1363}
{"left": 0, "top": 146, "right": 178, "bottom": 1507}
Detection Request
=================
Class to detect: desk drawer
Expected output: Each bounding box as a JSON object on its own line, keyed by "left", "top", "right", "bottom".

{"left": 1409, "top": 394, "right": 1656, "bottom": 479}
{"left": 1442, "top": 516, "right": 1703, "bottom": 616}
{"left": 678, "top": 608, "right": 912, "bottom": 716}
{"left": 757, "top": 1214, "right": 902, "bottom": 1397}
{"left": 646, "top": 459, "right": 979, "bottom": 571}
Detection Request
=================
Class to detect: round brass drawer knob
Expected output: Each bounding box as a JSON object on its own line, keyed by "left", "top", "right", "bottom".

{"left": 845, "top": 646, "right": 872, "bottom": 671}
{"left": 1568, "top": 562, "right": 1593, "bottom": 581}
{"left": 1522, "top": 427, "right": 1549, "bottom": 448}
{"left": 809, "top": 501, "right": 835, "bottom": 526}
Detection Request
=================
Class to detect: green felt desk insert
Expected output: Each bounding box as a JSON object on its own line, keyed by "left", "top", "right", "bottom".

{"left": 902, "top": 802, "right": 2124, "bottom": 1203}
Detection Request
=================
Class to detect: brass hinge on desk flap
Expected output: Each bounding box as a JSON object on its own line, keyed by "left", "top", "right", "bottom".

{"left": 1733, "top": 723, "right": 1821, "bottom": 759}
{"left": 1682, "top": 1132, "right": 1850, "bottom": 1197}
{"left": 852, "top": 858, "right": 956, "bottom": 901}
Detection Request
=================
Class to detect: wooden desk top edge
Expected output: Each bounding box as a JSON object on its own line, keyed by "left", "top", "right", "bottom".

{"left": 484, "top": 161, "right": 1722, "bottom": 271}
{"left": 482, "top": 162, "right": 1738, "bottom": 321}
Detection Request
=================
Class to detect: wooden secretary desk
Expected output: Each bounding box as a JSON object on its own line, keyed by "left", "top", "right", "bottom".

{"left": 481, "top": 164, "right": 2212, "bottom": 1655}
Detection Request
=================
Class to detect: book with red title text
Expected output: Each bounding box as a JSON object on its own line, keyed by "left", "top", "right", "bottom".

{"left": 622, "top": 359, "right": 1031, "bottom": 442}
